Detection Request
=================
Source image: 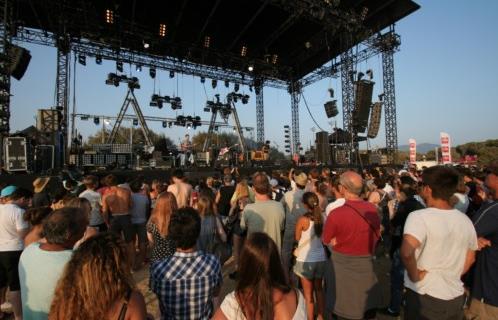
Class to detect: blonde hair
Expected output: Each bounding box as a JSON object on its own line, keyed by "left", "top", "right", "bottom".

{"left": 197, "top": 194, "right": 216, "bottom": 217}
{"left": 149, "top": 192, "right": 177, "bottom": 237}
{"left": 49, "top": 233, "right": 134, "bottom": 320}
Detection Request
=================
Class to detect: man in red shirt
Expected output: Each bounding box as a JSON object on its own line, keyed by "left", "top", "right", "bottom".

{"left": 322, "top": 171, "right": 381, "bottom": 320}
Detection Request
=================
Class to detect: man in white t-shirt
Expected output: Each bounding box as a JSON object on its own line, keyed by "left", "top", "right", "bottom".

{"left": 0, "top": 187, "right": 32, "bottom": 320}
{"left": 79, "top": 175, "right": 106, "bottom": 231}
{"left": 401, "top": 166, "right": 478, "bottom": 320}
{"left": 167, "top": 169, "right": 192, "bottom": 208}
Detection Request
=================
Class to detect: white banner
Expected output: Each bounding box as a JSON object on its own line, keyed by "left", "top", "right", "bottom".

{"left": 440, "top": 132, "right": 452, "bottom": 164}
{"left": 409, "top": 138, "right": 417, "bottom": 164}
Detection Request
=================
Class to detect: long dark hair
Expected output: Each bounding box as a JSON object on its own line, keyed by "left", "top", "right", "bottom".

{"left": 236, "top": 232, "right": 292, "bottom": 320}
{"left": 302, "top": 192, "right": 323, "bottom": 236}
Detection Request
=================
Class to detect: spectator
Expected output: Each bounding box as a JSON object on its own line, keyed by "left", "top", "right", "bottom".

{"left": 49, "top": 233, "right": 147, "bottom": 320}
{"left": 401, "top": 166, "right": 477, "bottom": 320}
{"left": 467, "top": 163, "right": 498, "bottom": 319}
{"left": 102, "top": 174, "right": 134, "bottom": 264}
{"left": 167, "top": 169, "right": 193, "bottom": 208}
{"left": 451, "top": 174, "right": 470, "bottom": 214}
{"left": 281, "top": 172, "right": 308, "bottom": 275}
{"left": 322, "top": 171, "right": 381, "bottom": 319}
{"left": 147, "top": 192, "right": 178, "bottom": 262}
{"left": 196, "top": 194, "right": 227, "bottom": 254}
{"left": 240, "top": 172, "right": 285, "bottom": 253}
{"left": 324, "top": 175, "right": 345, "bottom": 221}
{"left": 150, "top": 207, "right": 222, "bottom": 319}
{"left": 294, "top": 192, "right": 326, "bottom": 320}
{"left": 65, "top": 197, "right": 98, "bottom": 245}
{"left": 79, "top": 175, "right": 107, "bottom": 232}
{"left": 129, "top": 180, "right": 150, "bottom": 270}
{"left": 23, "top": 206, "right": 52, "bottom": 247}
{"left": 19, "top": 207, "right": 88, "bottom": 320}
{"left": 379, "top": 176, "right": 424, "bottom": 317}
{"left": 215, "top": 175, "right": 235, "bottom": 217}
{"left": 32, "top": 177, "right": 51, "bottom": 207}
{"left": 212, "top": 232, "right": 306, "bottom": 320}
{"left": 0, "top": 187, "right": 32, "bottom": 320}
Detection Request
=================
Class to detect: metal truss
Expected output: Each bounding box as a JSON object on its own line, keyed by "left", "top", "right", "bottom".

{"left": 255, "top": 80, "right": 265, "bottom": 144}
{"left": 108, "top": 88, "right": 153, "bottom": 147}
{"left": 289, "top": 81, "right": 301, "bottom": 155}
{"left": 13, "top": 27, "right": 289, "bottom": 90}
{"left": 0, "top": 0, "right": 11, "bottom": 169}
{"left": 382, "top": 48, "right": 398, "bottom": 164}
{"left": 55, "top": 47, "right": 70, "bottom": 167}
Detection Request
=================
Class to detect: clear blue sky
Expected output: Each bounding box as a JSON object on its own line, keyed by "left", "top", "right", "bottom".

{"left": 9, "top": 0, "right": 498, "bottom": 152}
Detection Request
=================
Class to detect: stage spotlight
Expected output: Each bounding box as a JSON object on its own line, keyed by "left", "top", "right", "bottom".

{"left": 378, "top": 93, "right": 385, "bottom": 101}
{"left": 169, "top": 70, "right": 174, "bottom": 78}
{"left": 240, "top": 46, "right": 248, "bottom": 57}
{"left": 159, "top": 24, "right": 167, "bottom": 37}
{"left": 149, "top": 68, "right": 156, "bottom": 79}
{"left": 211, "top": 79, "right": 217, "bottom": 89}
{"left": 93, "top": 117, "right": 100, "bottom": 125}
{"left": 247, "top": 65, "right": 254, "bottom": 72}
{"left": 133, "top": 119, "right": 138, "bottom": 126}
{"left": 357, "top": 72, "right": 364, "bottom": 81}
{"left": 204, "top": 36, "right": 211, "bottom": 48}
{"left": 366, "top": 69, "right": 373, "bottom": 79}
{"left": 168, "top": 122, "right": 173, "bottom": 128}
{"left": 249, "top": 85, "right": 253, "bottom": 92}
{"left": 116, "top": 61, "right": 123, "bottom": 72}
{"left": 95, "top": 54, "right": 102, "bottom": 65}
{"left": 224, "top": 80, "right": 229, "bottom": 88}
{"left": 143, "top": 42, "right": 150, "bottom": 49}
{"left": 241, "top": 95, "right": 249, "bottom": 104}
{"left": 136, "top": 65, "right": 142, "bottom": 72}
{"left": 78, "top": 54, "right": 86, "bottom": 66}
{"left": 328, "top": 88, "right": 334, "bottom": 98}
{"left": 105, "top": 9, "right": 114, "bottom": 24}
{"left": 234, "top": 83, "right": 240, "bottom": 92}
{"left": 162, "top": 121, "right": 167, "bottom": 128}
{"left": 271, "top": 54, "right": 278, "bottom": 64}
{"left": 200, "top": 76, "right": 205, "bottom": 83}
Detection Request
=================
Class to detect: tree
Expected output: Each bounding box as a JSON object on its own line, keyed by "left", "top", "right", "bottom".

{"left": 85, "top": 126, "right": 175, "bottom": 151}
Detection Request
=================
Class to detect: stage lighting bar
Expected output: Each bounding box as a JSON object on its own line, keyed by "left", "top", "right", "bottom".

{"left": 105, "top": 73, "right": 140, "bottom": 89}
{"left": 150, "top": 94, "right": 182, "bottom": 110}
{"left": 204, "top": 36, "right": 211, "bottom": 48}
{"left": 159, "top": 24, "right": 167, "bottom": 37}
{"left": 227, "top": 92, "right": 249, "bottom": 104}
{"left": 105, "top": 9, "right": 114, "bottom": 24}
{"left": 240, "top": 46, "right": 247, "bottom": 57}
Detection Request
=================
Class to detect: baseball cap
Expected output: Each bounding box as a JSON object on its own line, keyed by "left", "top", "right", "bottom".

{"left": 0, "top": 185, "right": 17, "bottom": 198}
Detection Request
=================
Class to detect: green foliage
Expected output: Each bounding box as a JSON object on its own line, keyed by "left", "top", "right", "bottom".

{"left": 454, "top": 139, "right": 498, "bottom": 164}
{"left": 85, "top": 126, "right": 175, "bottom": 152}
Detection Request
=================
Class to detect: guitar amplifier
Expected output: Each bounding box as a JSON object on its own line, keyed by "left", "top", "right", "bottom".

{"left": 4, "top": 137, "right": 28, "bottom": 172}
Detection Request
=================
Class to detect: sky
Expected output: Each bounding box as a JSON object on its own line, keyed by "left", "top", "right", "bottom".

{"left": 9, "top": 0, "right": 498, "bottom": 153}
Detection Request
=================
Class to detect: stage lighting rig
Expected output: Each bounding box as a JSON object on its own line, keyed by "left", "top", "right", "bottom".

{"left": 149, "top": 94, "right": 182, "bottom": 110}
{"left": 96, "top": 54, "right": 102, "bottom": 65}
{"left": 149, "top": 68, "right": 156, "bottom": 79}
{"left": 116, "top": 61, "right": 123, "bottom": 72}
{"left": 78, "top": 54, "right": 86, "bottom": 66}
{"left": 105, "top": 73, "right": 140, "bottom": 89}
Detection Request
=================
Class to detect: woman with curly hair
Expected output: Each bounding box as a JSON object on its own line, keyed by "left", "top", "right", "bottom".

{"left": 49, "top": 232, "right": 147, "bottom": 320}
{"left": 146, "top": 192, "right": 178, "bottom": 261}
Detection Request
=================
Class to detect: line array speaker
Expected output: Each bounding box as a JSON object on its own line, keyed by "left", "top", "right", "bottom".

{"left": 8, "top": 44, "right": 31, "bottom": 80}
{"left": 367, "top": 102, "right": 382, "bottom": 138}
{"left": 353, "top": 79, "right": 374, "bottom": 133}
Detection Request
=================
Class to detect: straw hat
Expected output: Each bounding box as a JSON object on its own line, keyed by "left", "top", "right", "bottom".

{"left": 33, "top": 177, "right": 50, "bottom": 193}
{"left": 294, "top": 172, "right": 308, "bottom": 187}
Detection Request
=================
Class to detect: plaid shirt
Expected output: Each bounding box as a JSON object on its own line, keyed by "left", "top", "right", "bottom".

{"left": 150, "top": 251, "right": 222, "bottom": 320}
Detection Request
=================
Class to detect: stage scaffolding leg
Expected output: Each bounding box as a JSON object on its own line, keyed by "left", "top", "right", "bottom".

{"left": 0, "top": 0, "right": 11, "bottom": 170}
{"left": 382, "top": 48, "right": 398, "bottom": 164}
{"left": 340, "top": 47, "right": 357, "bottom": 164}
{"left": 107, "top": 90, "right": 131, "bottom": 144}
{"left": 203, "top": 110, "right": 218, "bottom": 152}
{"left": 255, "top": 83, "right": 264, "bottom": 144}
{"left": 290, "top": 81, "right": 301, "bottom": 156}
{"left": 56, "top": 47, "right": 70, "bottom": 168}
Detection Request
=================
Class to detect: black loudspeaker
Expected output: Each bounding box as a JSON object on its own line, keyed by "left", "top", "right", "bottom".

{"left": 367, "top": 102, "right": 382, "bottom": 138}
{"left": 324, "top": 100, "right": 338, "bottom": 118}
{"left": 8, "top": 44, "right": 32, "bottom": 80}
{"left": 315, "top": 131, "right": 331, "bottom": 164}
{"left": 353, "top": 80, "right": 374, "bottom": 133}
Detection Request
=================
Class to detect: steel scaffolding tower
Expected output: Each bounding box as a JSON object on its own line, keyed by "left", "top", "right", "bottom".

{"left": 289, "top": 81, "right": 301, "bottom": 155}
{"left": 379, "top": 29, "right": 400, "bottom": 164}
{"left": 255, "top": 83, "right": 265, "bottom": 144}
{"left": 0, "top": 0, "right": 11, "bottom": 168}
{"left": 55, "top": 46, "right": 70, "bottom": 167}
{"left": 340, "top": 47, "right": 356, "bottom": 162}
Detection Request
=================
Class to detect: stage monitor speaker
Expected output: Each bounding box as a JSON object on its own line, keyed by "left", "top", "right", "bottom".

{"left": 4, "top": 136, "right": 28, "bottom": 172}
{"left": 324, "top": 100, "right": 338, "bottom": 118}
{"left": 367, "top": 102, "right": 382, "bottom": 138}
{"left": 315, "top": 131, "right": 331, "bottom": 164}
{"left": 353, "top": 80, "right": 374, "bottom": 133}
{"left": 8, "top": 44, "right": 32, "bottom": 80}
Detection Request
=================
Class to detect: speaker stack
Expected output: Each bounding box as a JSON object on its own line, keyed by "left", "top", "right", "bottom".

{"left": 367, "top": 102, "right": 382, "bottom": 138}
{"left": 315, "top": 131, "right": 331, "bottom": 165}
{"left": 353, "top": 80, "right": 374, "bottom": 133}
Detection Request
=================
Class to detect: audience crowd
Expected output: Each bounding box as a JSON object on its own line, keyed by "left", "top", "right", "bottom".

{"left": 0, "top": 162, "right": 496, "bottom": 320}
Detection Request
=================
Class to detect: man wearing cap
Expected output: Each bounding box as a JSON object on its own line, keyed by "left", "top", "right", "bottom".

{"left": 0, "top": 187, "right": 32, "bottom": 320}
{"left": 281, "top": 171, "right": 308, "bottom": 275}
{"left": 32, "top": 177, "right": 51, "bottom": 207}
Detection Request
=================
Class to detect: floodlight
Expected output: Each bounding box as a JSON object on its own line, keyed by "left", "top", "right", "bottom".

{"left": 149, "top": 68, "right": 156, "bottom": 79}
{"left": 96, "top": 54, "right": 102, "bottom": 65}
{"left": 78, "top": 54, "right": 86, "bottom": 66}
{"left": 116, "top": 61, "right": 123, "bottom": 72}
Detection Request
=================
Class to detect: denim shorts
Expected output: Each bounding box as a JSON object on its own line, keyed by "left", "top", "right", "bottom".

{"left": 293, "top": 260, "right": 326, "bottom": 280}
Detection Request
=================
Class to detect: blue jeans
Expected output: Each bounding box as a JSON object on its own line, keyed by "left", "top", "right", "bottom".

{"left": 389, "top": 248, "right": 405, "bottom": 313}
